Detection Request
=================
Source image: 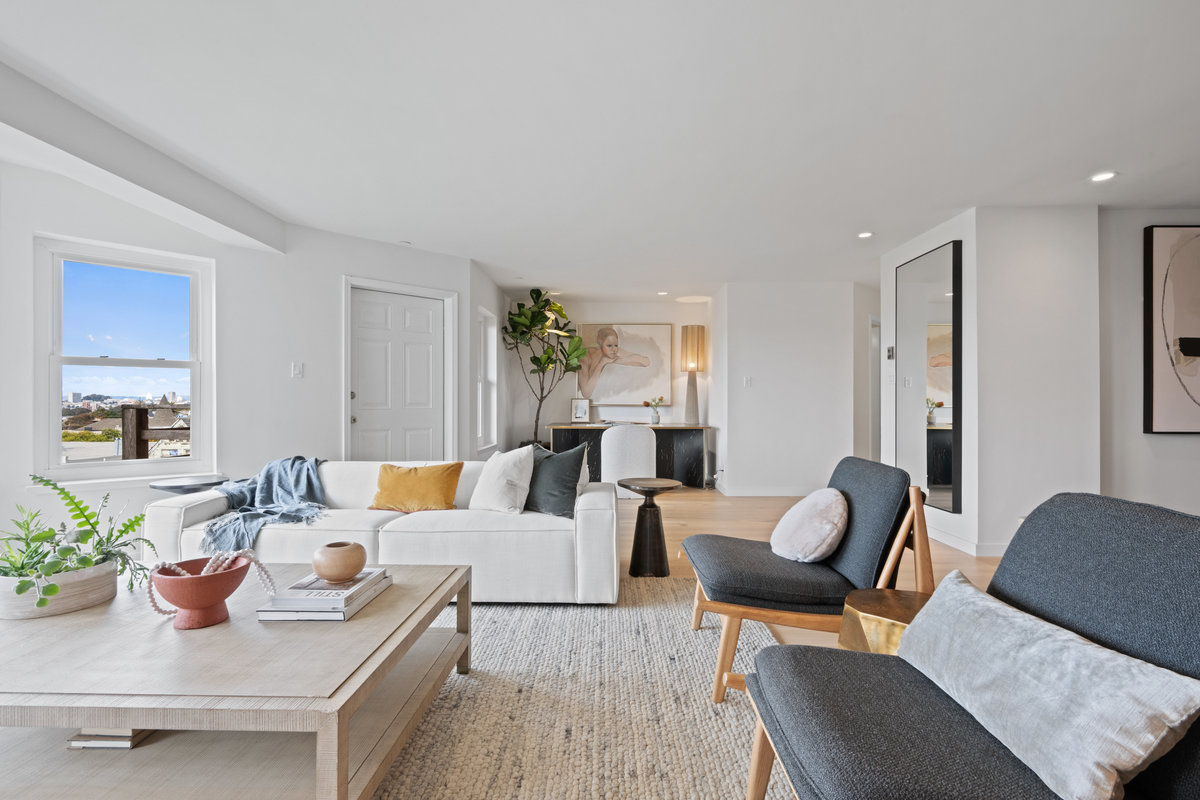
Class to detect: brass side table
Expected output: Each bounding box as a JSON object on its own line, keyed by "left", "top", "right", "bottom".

{"left": 838, "top": 588, "right": 931, "bottom": 655}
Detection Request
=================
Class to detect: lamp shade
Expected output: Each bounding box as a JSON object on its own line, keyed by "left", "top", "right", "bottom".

{"left": 680, "top": 325, "right": 706, "bottom": 372}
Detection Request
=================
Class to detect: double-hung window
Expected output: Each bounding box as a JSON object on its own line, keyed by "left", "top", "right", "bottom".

{"left": 475, "top": 307, "right": 498, "bottom": 452}
{"left": 35, "top": 237, "right": 213, "bottom": 480}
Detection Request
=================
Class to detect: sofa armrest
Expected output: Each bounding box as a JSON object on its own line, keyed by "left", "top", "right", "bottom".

{"left": 573, "top": 482, "right": 619, "bottom": 603}
{"left": 142, "top": 490, "right": 229, "bottom": 562}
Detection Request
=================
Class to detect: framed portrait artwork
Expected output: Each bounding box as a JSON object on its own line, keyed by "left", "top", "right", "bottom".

{"left": 1145, "top": 226, "right": 1200, "bottom": 433}
{"left": 576, "top": 323, "right": 673, "bottom": 406}
{"left": 570, "top": 397, "right": 590, "bottom": 422}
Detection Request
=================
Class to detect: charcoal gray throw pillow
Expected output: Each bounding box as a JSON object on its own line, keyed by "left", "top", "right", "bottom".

{"left": 525, "top": 444, "right": 587, "bottom": 518}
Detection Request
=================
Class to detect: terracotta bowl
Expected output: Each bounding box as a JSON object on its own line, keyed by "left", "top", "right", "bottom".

{"left": 151, "top": 556, "right": 251, "bottom": 630}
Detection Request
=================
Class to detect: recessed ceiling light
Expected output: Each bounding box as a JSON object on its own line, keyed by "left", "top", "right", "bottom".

{"left": 549, "top": 291, "right": 561, "bottom": 295}
{"left": 858, "top": 232, "right": 873, "bottom": 239}
{"left": 944, "top": 291, "right": 954, "bottom": 297}
{"left": 397, "top": 240, "right": 412, "bottom": 246}
{"left": 675, "top": 295, "right": 712, "bottom": 304}
{"left": 1090, "top": 171, "right": 1117, "bottom": 182}
{"left": 657, "top": 291, "right": 669, "bottom": 296}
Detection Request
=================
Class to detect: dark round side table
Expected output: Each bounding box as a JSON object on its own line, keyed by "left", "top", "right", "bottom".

{"left": 618, "top": 477, "right": 682, "bottom": 577}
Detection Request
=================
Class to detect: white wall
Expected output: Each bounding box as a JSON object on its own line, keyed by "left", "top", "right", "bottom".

{"left": 1099, "top": 207, "right": 1200, "bottom": 514}
{"left": 0, "top": 162, "right": 505, "bottom": 530}
{"left": 883, "top": 206, "right": 1103, "bottom": 556}
{"left": 851, "top": 283, "right": 881, "bottom": 459}
{"left": 502, "top": 297, "right": 711, "bottom": 445}
{"left": 975, "top": 207, "right": 1101, "bottom": 553}
{"left": 718, "top": 282, "right": 856, "bottom": 496}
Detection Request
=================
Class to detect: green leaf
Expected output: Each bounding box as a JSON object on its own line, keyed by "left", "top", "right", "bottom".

{"left": 41, "top": 583, "right": 59, "bottom": 596}
{"left": 75, "top": 554, "right": 94, "bottom": 568}
{"left": 56, "top": 545, "right": 77, "bottom": 558}
{"left": 29, "top": 530, "right": 56, "bottom": 543}
{"left": 35, "top": 597, "right": 49, "bottom": 608}
{"left": 39, "top": 560, "right": 63, "bottom": 576}
{"left": 14, "top": 579, "right": 35, "bottom": 595}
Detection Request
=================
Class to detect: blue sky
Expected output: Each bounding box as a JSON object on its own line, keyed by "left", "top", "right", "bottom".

{"left": 61, "top": 261, "right": 192, "bottom": 399}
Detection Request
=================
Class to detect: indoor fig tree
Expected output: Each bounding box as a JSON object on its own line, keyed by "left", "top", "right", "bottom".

{"left": 502, "top": 289, "right": 587, "bottom": 444}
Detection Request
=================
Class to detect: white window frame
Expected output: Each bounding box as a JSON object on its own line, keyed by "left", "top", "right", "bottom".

{"left": 33, "top": 235, "right": 215, "bottom": 482}
{"left": 475, "top": 307, "right": 498, "bottom": 452}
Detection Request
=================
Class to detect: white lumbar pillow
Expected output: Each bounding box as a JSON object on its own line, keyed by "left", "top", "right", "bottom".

{"left": 468, "top": 446, "right": 535, "bottom": 514}
{"left": 769, "top": 487, "right": 849, "bottom": 562}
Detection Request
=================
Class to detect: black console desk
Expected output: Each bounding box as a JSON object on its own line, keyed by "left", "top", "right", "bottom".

{"left": 547, "top": 423, "right": 712, "bottom": 489}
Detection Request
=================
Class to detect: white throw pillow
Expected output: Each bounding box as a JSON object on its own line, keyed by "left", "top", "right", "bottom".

{"left": 769, "top": 487, "right": 848, "bottom": 562}
{"left": 899, "top": 571, "right": 1200, "bottom": 800}
{"left": 468, "top": 446, "right": 535, "bottom": 514}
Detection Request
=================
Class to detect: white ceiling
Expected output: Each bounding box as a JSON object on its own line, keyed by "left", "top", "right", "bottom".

{"left": 1, "top": 1, "right": 1198, "bottom": 299}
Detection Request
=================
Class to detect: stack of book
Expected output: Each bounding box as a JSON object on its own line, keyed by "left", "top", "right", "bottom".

{"left": 68, "top": 728, "right": 153, "bottom": 749}
{"left": 256, "top": 567, "right": 392, "bottom": 621}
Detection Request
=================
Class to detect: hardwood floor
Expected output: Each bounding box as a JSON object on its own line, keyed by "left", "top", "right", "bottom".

{"left": 616, "top": 487, "right": 1001, "bottom": 647}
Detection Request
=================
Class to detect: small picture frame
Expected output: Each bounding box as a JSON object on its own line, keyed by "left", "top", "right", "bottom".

{"left": 570, "top": 397, "right": 590, "bottom": 423}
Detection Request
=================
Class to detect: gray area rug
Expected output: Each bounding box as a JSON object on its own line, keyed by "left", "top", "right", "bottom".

{"left": 373, "top": 577, "right": 791, "bottom": 799}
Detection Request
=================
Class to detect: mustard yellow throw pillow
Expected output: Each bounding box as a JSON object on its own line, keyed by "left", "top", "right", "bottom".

{"left": 371, "top": 462, "right": 464, "bottom": 512}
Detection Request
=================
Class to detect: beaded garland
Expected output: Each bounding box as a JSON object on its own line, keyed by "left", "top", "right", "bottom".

{"left": 147, "top": 549, "right": 276, "bottom": 617}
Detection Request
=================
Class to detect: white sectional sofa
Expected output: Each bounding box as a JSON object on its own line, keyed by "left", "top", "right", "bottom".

{"left": 143, "top": 460, "right": 619, "bottom": 604}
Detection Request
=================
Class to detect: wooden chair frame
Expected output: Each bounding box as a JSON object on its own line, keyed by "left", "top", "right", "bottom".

{"left": 691, "top": 485, "right": 933, "bottom": 703}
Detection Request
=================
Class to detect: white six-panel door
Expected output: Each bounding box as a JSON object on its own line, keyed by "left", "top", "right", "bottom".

{"left": 350, "top": 287, "right": 445, "bottom": 461}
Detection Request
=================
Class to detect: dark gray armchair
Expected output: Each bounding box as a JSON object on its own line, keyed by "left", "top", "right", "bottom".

{"left": 744, "top": 493, "right": 1200, "bottom": 800}
{"left": 682, "top": 456, "right": 932, "bottom": 703}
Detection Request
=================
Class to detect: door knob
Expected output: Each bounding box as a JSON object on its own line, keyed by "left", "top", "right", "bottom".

{"left": 351, "top": 416, "right": 357, "bottom": 424}
{"left": 350, "top": 391, "right": 356, "bottom": 399}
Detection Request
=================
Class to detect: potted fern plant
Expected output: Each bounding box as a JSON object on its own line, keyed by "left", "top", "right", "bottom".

{"left": 0, "top": 475, "right": 156, "bottom": 619}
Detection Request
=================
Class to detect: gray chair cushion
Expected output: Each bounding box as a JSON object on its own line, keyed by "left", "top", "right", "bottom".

{"left": 682, "top": 536, "right": 851, "bottom": 613}
{"left": 988, "top": 492, "right": 1200, "bottom": 799}
{"left": 748, "top": 646, "right": 1058, "bottom": 800}
{"left": 821, "top": 456, "right": 912, "bottom": 589}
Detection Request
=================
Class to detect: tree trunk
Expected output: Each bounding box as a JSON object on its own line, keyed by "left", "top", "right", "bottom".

{"left": 532, "top": 398, "right": 543, "bottom": 445}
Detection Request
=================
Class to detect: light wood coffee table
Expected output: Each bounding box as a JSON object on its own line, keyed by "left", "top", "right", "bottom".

{"left": 0, "top": 563, "right": 470, "bottom": 800}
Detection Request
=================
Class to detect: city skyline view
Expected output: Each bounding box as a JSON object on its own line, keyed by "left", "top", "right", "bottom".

{"left": 61, "top": 260, "right": 192, "bottom": 398}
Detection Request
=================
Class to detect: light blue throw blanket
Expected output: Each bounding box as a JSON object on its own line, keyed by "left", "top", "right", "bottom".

{"left": 202, "top": 456, "right": 326, "bottom": 553}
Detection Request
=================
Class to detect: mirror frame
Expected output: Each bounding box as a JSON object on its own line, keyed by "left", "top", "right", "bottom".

{"left": 895, "top": 240, "right": 962, "bottom": 513}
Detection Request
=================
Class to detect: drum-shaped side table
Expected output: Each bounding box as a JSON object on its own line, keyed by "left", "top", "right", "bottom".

{"left": 617, "top": 477, "right": 681, "bottom": 577}
{"left": 837, "top": 588, "right": 931, "bottom": 655}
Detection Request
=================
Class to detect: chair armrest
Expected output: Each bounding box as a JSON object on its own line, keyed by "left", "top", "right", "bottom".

{"left": 142, "top": 490, "right": 228, "bottom": 562}
{"left": 573, "top": 482, "right": 619, "bottom": 603}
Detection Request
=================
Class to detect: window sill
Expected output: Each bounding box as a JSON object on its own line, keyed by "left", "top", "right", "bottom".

{"left": 31, "top": 470, "right": 222, "bottom": 493}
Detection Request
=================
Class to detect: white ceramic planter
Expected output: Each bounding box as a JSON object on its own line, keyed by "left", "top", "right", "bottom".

{"left": 0, "top": 559, "right": 119, "bottom": 619}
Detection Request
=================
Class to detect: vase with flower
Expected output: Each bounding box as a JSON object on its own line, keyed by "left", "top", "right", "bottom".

{"left": 643, "top": 396, "right": 665, "bottom": 425}
{"left": 925, "top": 397, "right": 944, "bottom": 425}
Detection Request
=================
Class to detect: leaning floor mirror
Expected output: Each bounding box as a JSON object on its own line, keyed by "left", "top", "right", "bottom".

{"left": 895, "top": 241, "right": 962, "bottom": 513}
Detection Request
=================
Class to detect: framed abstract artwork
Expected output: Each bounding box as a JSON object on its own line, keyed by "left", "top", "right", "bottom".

{"left": 575, "top": 323, "right": 673, "bottom": 405}
{"left": 570, "top": 397, "right": 590, "bottom": 422}
{"left": 1145, "top": 226, "right": 1200, "bottom": 433}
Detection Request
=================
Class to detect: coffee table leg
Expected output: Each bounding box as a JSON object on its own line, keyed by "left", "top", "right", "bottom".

{"left": 315, "top": 712, "right": 349, "bottom": 800}
{"left": 456, "top": 580, "right": 471, "bottom": 675}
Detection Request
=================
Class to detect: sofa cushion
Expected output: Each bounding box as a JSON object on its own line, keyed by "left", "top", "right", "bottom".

{"left": 469, "top": 446, "right": 535, "bottom": 513}
{"left": 682, "top": 534, "right": 852, "bottom": 613}
{"left": 899, "top": 570, "right": 1200, "bottom": 800}
{"left": 181, "top": 509, "right": 403, "bottom": 563}
{"left": 748, "top": 645, "right": 1058, "bottom": 800}
{"left": 318, "top": 461, "right": 484, "bottom": 510}
{"left": 526, "top": 444, "right": 587, "bottom": 518}
{"left": 769, "top": 487, "right": 848, "bottom": 562}
{"left": 371, "top": 462, "right": 464, "bottom": 512}
{"left": 381, "top": 508, "right": 572, "bottom": 534}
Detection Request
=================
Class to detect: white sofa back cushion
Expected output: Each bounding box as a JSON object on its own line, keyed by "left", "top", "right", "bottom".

{"left": 320, "top": 461, "right": 484, "bottom": 510}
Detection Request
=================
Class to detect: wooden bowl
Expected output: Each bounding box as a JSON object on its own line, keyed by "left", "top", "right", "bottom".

{"left": 151, "top": 556, "right": 250, "bottom": 630}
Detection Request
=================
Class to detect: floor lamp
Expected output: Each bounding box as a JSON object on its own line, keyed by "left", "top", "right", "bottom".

{"left": 680, "top": 325, "right": 706, "bottom": 425}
